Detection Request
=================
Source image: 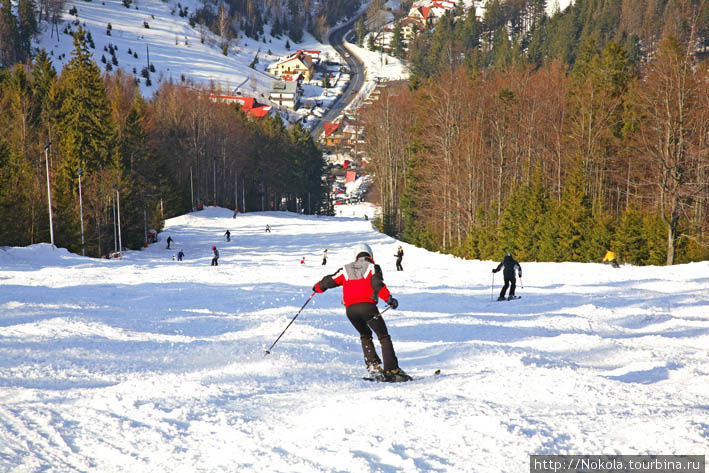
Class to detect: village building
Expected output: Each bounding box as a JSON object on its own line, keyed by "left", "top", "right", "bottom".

{"left": 269, "top": 80, "right": 301, "bottom": 110}
{"left": 401, "top": 17, "right": 423, "bottom": 43}
{"left": 407, "top": 0, "right": 459, "bottom": 27}
{"left": 269, "top": 50, "right": 321, "bottom": 82}
{"left": 206, "top": 94, "right": 273, "bottom": 118}
{"left": 323, "top": 122, "right": 344, "bottom": 148}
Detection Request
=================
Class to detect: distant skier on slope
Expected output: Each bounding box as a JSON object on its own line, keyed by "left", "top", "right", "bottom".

{"left": 166, "top": 236, "right": 173, "bottom": 249}
{"left": 211, "top": 246, "right": 219, "bottom": 266}
{"left": 312, "top": 243, "right": 411, "bottom": 382}
{"left": 394, "top": 246, "right": 404, "bottom": 271}
{"left": 177, "top": 250, "right": 184, "bottom": 261}
{"left": 492, "top": 253, "right": 522, "bottom": 301}
{"left": 265, "top": 224, "right": 271, "bottom": 233}
{"left": 225, "top": 230, "right": 231, "bottom": 242}
{"left": 321, "top": 249, "right": 328, "bottom": 265}
{"left": 603, "top": 250, "right": 620, "bottom": 268}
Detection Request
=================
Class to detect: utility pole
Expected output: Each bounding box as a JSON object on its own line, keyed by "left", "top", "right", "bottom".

{"left": 213, "top": 158, "right": 217, "bottom": 206}
{"left": 43, "top": 142, "right": 54, "bottom": 247}
{"left": 78, "top": 167, "right": 85, "bottom": 256}
{"left": 143, "top": 208, "right": 148, "bottom": 247}
{"left": 112, "top": 194, "right": 117, "bottom": 253}
{"left": 190, "top": 166, "right": 194, "bottom": 211}
{"left": 115, "top": 187, "right": 122, "bottom": 257}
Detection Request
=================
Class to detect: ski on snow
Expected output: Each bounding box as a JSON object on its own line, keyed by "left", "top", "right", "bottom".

{"left": 362, "top": 369, "right": 441, "bottom": 383}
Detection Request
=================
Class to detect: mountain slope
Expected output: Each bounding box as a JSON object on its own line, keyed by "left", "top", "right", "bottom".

{"left": 0, "top": 208, "right": 707, "bottom": 472}
{"left": 36, "top": 0, "right": 335, "bottom": 98}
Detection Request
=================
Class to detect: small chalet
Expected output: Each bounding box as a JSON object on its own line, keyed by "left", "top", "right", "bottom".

{"left": 324, "top": 122, "right": 343, "bottom": 147}
{"left": 270, "top": 50, "right": 319, "bottom": 81}
{"left": 401, "top": 17, "right": 422, "bottom": 43}
{"left": 408, "top": 0, "right": 457, "bottom": 27}
{"left": 269, "top": 80, "right": 301, "bottom": 110}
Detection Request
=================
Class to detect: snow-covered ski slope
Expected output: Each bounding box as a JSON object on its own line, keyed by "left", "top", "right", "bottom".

{"left": 1, "top": 207, "right": 707, "bottom": 472}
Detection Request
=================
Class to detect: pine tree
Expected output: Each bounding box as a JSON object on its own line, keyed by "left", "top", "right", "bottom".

{"left": 612, "top": 203, "right": 646, "bottom": 264}
{"left": 0, "top": 0, "right": 20, "bottom": 66}
{"left": 0, "top": 137, "right": 30, "bottom": 245}
{"left": 356, "top": 16, "right": 366, "bottom": 47}
{"left": 643, "top": 213, "right": 667, "bottom": 266}
{"left": 58, "top": 28, "right": 115, "bottom": 175}
{"left": 17, "top": 0, "right": 38, "bottom": 61}
{"left": 586, "top": 209, "right": 614, "bottom": 262}
{"left": 54, "top": 28, "right": 117, "bottom": 252}
{"left": 537, "top": 201, "right": 561, "bottom": 261}
{"left": 0, "top": 67, "right": 36, "bottom": 245}
{"left": 367, "top": 33, "right": 375, "bottom": 51}
{"left": 391, "top": 20, "right": 404, "bottom": 58}
{"left": 556, "top": 160, "right": 593, "bottom": 261}
{"left": 272, "top": 15, "right": 282, "bottom": 37}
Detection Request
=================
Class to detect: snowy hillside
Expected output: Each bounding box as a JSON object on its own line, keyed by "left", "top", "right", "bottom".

{"left": 1, "top": 208, "right": 707, "bottom": 472}
{"left": 36, "top": 0, "right": 338, "bottom": 98}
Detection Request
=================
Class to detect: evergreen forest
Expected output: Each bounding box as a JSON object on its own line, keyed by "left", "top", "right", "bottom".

{"left": 0, "top": 29, "right": 326, "bottom": 256}
{"left": 363, "top": 0, "right": 709, "bottom": 265}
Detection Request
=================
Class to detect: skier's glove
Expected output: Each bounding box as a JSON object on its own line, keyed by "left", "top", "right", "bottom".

{"left": 386, "top": 296, "right": 398, "bottom": 309}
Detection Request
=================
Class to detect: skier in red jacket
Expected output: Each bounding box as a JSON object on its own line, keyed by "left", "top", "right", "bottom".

{"left": 313, "top": 243, "right": 411, "bottom": 382}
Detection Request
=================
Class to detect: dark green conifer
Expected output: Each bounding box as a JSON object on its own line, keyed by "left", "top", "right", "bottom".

{"left": 54, "top": 27, "right": 117, "bottom": 251}
{"left": 611, "top": 203, "right": 646, "bottom": 264}
{"left": 556, "top": 160, "right": 592, "bottom": 261}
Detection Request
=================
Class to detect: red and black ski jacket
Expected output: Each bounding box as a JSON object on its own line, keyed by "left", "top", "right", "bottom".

{"left": 314, "top": 256, "right": 391, "bottom": 307}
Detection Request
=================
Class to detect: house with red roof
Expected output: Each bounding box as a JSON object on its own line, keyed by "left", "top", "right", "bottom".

{"left": 408, "top": 0, "right": 458, "bottom": 27}
{"left": 324, "top": 122, "right": 343, "bottom": 147}
{"left": 269, "top": 50, "right": 319, "bottom": 81}
{"left": 207, "top": 94, "right": 273, "bottom": 118}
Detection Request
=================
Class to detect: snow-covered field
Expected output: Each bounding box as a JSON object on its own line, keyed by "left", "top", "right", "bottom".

{"left": 1, "top": 208, "right": 707, "bottom": 472}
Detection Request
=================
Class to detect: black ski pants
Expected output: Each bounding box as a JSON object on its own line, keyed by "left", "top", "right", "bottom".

{"left": 211, "top": 257, "right": 218, "bottom": 266}
{"left": 396, "top": 257, "right": 403, "bottom": 271}
{"left": 346, "top": 302, "right": 398, "bottom": 372}
{"left": 500, "top": 275, "right": 516, "bottom": 298}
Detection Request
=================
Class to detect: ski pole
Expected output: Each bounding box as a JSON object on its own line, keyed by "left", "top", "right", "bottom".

{"left": 380, "top": 305, "right": 391, "bottom": 315}
{"left": 265, "top": 291, "right": 316, "bottom": 355}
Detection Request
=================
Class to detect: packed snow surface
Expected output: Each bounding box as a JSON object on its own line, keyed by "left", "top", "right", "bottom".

{"left": 1, "top": 208, "right": 707, "bottom": 472}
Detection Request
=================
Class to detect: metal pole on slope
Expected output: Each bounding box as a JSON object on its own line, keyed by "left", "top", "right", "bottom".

{"left": 43, "top": 142, "right": 54, "bottom": 248}
{"left": 264, "top": 292, "right": 316, "bottom": 355}
{"left": 190, "top": 166, "right": 194, "bottom": 211}
{"left": 78, "top": 167, "right": 85, "bottom": 256}
{"left": 115, "top": 187, "right": 122, "bottom": 258}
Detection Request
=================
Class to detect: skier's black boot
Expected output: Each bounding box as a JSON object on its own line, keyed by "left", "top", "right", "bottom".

{"left": 383, "top": 368, "right": 413, "bottom": 382}
{"left": 497, "top": 296, "right": 506, "bottom": 301}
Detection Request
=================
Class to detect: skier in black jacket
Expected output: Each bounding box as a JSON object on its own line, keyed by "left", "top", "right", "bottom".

{"left": 394, "top": 246, "right": 404, "bottom": 271}
{"left": 492, "top": 253, "right": 522, "bottom": 300}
